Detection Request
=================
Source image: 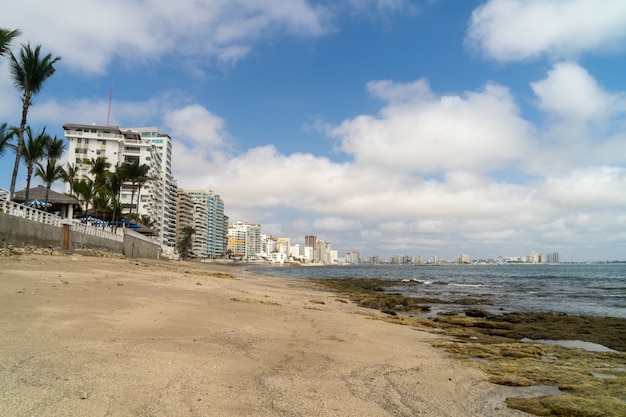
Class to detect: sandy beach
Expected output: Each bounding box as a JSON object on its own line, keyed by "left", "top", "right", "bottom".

{"left": 0, "top": 253, "right": 534, "bottom": 416}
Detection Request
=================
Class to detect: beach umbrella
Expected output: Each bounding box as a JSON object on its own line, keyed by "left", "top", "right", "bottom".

{"left": 127, "top": 221, "right": 141, "bottom": 229}
{"left": 26, "top": 199, "right": 52, "bottom": 209}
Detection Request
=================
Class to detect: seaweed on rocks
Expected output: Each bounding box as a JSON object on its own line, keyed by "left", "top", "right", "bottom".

{"left": 313, "top": 277, "right": 626, "bottom": 416}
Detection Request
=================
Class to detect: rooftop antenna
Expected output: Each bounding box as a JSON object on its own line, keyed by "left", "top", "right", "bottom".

{"left": 106, "top": 82, "right": 114, "bottom": 126}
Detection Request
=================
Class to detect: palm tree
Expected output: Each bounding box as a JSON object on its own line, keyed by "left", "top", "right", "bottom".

{"left": 61, "top": 162, "right": 78, "bottom": 196}
{"left": 21, "top": 126, "right": 48, "bottom": 202}
{"left": 74, "top": 178, "right": 95, "bottom": 214}
{"left": 0, "top": 123, "right": 15, "bottom": 157}
{"left": 87, "top": 156, "right": 111, "bottom": 191}
{"left": 43, "top": 135, "right": 66, "bottom": 161}
{"left": 134, "top": 172, "right": 153, "bottom": 217}
{"left": 35, "top": 159, "right": 64, "bottom": 202}
{"left": 91, "top": 193, "right": 111, "bottom": 220}
{"left": 8, "top": 42, "right": 61, "bottom": 199}
{"left": 0, "top": 28, "right": 21, "bottom": 61}
{"left": 119, "top": 159, "right": 151, "bottom": 215}
{"left": 104, "top": 168, "right": 124, "bottom": 225}
{"left": 177, "top": 226, "right": 196, "bottom": 260}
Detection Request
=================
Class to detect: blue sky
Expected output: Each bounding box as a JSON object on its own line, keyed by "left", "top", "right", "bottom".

{"left": 2, "top": 0, "right": 626, "bottom": 261}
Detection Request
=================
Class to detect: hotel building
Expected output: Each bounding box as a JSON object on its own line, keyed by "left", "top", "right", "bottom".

{"left": 63, "top": 123, "right": 176, "bottom": 249}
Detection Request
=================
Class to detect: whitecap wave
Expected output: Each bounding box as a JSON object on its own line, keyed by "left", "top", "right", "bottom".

{"left": 448, "top": 283, "right": 483, "bottom": 287}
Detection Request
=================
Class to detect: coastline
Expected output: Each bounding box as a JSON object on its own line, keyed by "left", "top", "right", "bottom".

{"left": 0, "top": 252, "right": 536, "bottom": 416}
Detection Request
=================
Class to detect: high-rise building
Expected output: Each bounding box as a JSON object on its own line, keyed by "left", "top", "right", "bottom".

{"left": 316, "top": 240, "right": 331, "bottom": 263}
{"left": 346, "top": 251, "right": 361, "bottom": 264}
{"left": 176, "top": 189, "right": 207, "bottom": 258}
{"left": 276, "top": 237, "right": 290, "bottom": 257}
{"left": 545, "top": 252, "right": 560, "bottom": 264}
{"left": 183, "top": 190, "right": 226, "bottom": 259}
{"left": 305, "top": 235, "right": 317, "bottom": 248}
{"left": 305, "top": 234, "right": 317, "bottom": 261}
{"left": 125, "top": 127, "right": 177, "bottom": 248}
{"left": 63, "top": 123, "right": 164, "bottom": 238}
{"left": 228, "top": 221, "right": 261, "bottom": 260}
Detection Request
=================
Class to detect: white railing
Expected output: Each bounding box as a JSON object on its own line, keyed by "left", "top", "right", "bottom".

{"left": 0, "top": 190, "right": 123, "bottom": 243}
{"left": 71, "top": 220, "right": 124, "bottom": 242}
{"left": 0, "top": 198, "right": 63, "bottom": 226}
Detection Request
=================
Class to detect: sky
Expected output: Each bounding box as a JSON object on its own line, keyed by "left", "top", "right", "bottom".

{"left": 1, "top": 0, "right": 626, "bottom": 262}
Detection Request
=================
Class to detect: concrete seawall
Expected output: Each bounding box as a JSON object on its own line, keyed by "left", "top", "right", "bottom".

{"left": 0, "top": 212, "right": 160, "bottom": 259}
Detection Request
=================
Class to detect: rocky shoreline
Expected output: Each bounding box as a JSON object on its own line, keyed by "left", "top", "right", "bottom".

{"left": 314, "top": 277, "right": 626, "bottom": 416}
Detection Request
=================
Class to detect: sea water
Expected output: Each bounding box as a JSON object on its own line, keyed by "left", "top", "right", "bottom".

{"left": 248, "top": 264, "right": 626, "bottom": 318}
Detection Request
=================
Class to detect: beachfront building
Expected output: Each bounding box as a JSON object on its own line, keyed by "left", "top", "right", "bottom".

{"left": 303, "top": 246, "right": 314, "bottom": 262}
{"left": 291, "top": 244, "right": 301, "bottom": 258}
{"left": 304, "top": 235, "right": 317, "bottom": 262}
{"left": 263, "top": 235, "right": 277, "bottom": 256}
{"left": 176, "top": 189, "right": 205, "bottom": 258}
{"left": 545, "top": 252, "right": 560, "bottom": 264}
{"left": 63, "top": 124, "right": 164, "bottom": 238}
{"left": 126, "top": 127, "right": 177, "bottom": 249}
{"left": 276, "top": 237, "right": 290, "bottom": 258}
{"left": 228, "top": 221, "right": 262, "bottom": 260}
{"left": 346, "top": 251, "right": 361, "bottom": 264}
{"left": 180, "top": 190, "right": 226, "bottom": 259}
{"left": 316, "top": 240, "right": 332, "bottom": 263}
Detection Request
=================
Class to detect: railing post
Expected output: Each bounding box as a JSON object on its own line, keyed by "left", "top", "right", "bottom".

{"left": 63, "top": 223, "right": 70, "bottom": 250}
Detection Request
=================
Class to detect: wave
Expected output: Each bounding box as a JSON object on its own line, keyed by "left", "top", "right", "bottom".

{"left": 448, "top": 283, "right": 483, "bottom": 287}
{"left": 401, "top": 278, "right": 433, "bottom": 284}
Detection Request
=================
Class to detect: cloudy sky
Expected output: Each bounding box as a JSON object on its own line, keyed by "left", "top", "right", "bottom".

{"left": 2, "top": 0, "right": 626, "bottom": 262}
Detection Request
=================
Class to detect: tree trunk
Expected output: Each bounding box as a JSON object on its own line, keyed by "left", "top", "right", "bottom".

{"left": 9, "top": 97, "right": 30, "bottom": 200}
{"left": 24, "top": 166, "right": 33, "bottom": 202}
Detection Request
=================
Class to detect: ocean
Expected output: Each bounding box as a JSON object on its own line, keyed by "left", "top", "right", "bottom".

{"left": 248, "top": 263, "right": 626, "bottom": 319}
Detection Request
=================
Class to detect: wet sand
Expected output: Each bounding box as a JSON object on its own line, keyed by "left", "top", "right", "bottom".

{"left": 0, "top": 253, "right": 533, "bottom": 416}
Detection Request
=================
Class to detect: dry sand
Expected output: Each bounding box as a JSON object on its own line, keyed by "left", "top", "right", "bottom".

{"left": 0, "top": 254, "right": 533, "bottom": 416}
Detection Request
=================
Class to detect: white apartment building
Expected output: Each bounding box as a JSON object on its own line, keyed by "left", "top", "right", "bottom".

{"left": 228, "top": 221, "right": 261, "bottom": 260}
{"left": 63, "top": 124, "right": 164, "bottom": 238}
{"left": 126, "top": 127, "right": 177, "bottom": 248}
{"left": 316, "top": 240, "right": 332, "bottom": 263}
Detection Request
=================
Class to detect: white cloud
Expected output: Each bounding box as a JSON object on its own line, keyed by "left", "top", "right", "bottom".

{"left": 538, "top": 166, "right": 626, "bottom": 209}
{"left": 523, "top": 63, "right": 626, "bottom": 175}
{"left": 348, "top": 0, "right": 416, "bottom": 13}
{"left": 2, "top": 0, "right": 330, "bottom": 74}
{"left": 331, "top": 79, "right": 534, "bottom": 173}
{"left": 312, "top": 216, "right": 362, "bottom": 232}
{"left": 531, "top": 62, "right": 626, "bottom": 122}
{"left": 165, "top": 105, "right": 229, "bottom": 149}
{"left": 467, "top": 0, "right": 626, "bottom": 62}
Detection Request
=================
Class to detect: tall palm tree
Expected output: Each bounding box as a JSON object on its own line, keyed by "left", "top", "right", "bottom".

{"left": 35, "top": 133, "right": 67, "bottom": 202}
{"left": 0, "top": 28, "right": 21, "bottom": 61}
{"left": 21, "top": 126, "right": 48, "bottom": 202}
{"left": 8, "top": 42, "right": 61, "bottom": 199}
{"left": 134, "top": 172, "right": 153, "bottom": 217}
{"left": 119, "top": 159, "right": 151, "bottom": 215}
{"left": 104, "top": 168, "right": 124, "bottom": 225}
{"left": 35, "top": 159, "right": 64, "bottom": 202}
